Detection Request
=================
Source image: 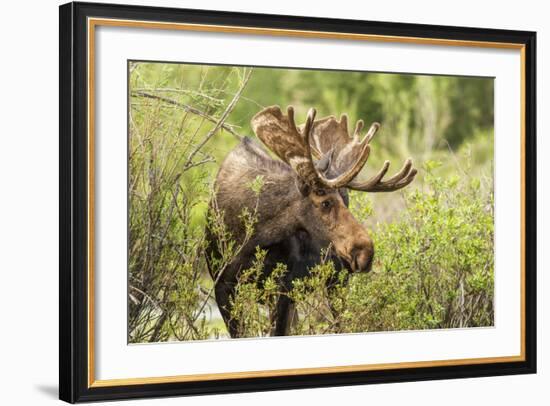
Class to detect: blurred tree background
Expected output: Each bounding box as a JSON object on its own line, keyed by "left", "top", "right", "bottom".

{"left": 128, "top": 62, "right": 494, "bottom": 342}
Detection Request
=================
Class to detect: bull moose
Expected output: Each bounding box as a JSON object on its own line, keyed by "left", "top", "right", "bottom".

{"left": 205, "top": 105, "right": 417, "bottom": 338}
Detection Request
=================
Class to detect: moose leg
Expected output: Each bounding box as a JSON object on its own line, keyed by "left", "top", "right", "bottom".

{"left": 214, "top": 280, "right": 241, "bottom": 338}
{"left": 270, "top": 241, "right": 307, "bottom": 336}
{"left": 273, "top": 295, "right": 296, "bottom": 336}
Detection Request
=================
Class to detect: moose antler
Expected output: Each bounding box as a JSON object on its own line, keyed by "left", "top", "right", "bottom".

{"left": 306, "top": 113, "right": 417, "bottom": 192}
{"left": 347, "top": 158, "right": 417, "bottom": 192}
{"left": 250, "top": 105, "right": 317, "bottom": 186}
{"left": 252, "top": 106, "right": 371, "bottom": 189}
{"left": 307, "top": 114, "right": 379, "bottom": 171}
{"left": 251, "top": 105, "right": 417, "bottom": 192}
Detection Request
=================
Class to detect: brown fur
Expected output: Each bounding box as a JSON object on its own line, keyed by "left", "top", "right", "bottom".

{"left": 206, "top": 137, "right": 373, "bottom": 337}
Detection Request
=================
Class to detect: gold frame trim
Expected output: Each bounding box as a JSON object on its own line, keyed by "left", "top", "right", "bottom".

{"left": 87, "top": 17, "right": 527, "bottom": 388}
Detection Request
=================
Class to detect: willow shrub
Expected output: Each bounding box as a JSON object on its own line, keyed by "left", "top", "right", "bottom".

{"left": 342, "top": 161, "right": 494, "bottom": 333}
{"left": 128, "top": 64, "right": 252, "bottom": 343}
{"left": 225, "top": 161, "right": 494, "bottom": 338}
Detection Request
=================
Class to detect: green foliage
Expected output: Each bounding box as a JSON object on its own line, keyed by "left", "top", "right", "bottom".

{"left": 229, "top": 248, "right": 288, "bottom": 337}
{"left": 247, "top": 175, "right": 265, "bottom": 196}
{"left": 344, "top": 164, "right": 494, "bottom": 332}
{"left": 253, "top": 69, "right": 494, "bottom": 161}
{"left": 288, "top": 253, "right": 351, "bottom": 336}
{"left": 128, "top": 63, "right": 252, "bottom": 342}
{"left": 128, "top": 61, "right": 494, "bottom": 342}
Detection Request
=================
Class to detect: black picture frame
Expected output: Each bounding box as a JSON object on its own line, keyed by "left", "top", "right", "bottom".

{"left": 59, "top": 1, "right": 537, "bottom": 403}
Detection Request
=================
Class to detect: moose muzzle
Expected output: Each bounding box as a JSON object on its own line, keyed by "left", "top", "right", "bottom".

{"left": 349, "top": 238, "right": 374, "bottom": 273}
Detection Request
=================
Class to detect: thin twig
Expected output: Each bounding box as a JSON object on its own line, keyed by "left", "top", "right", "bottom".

{"left": 129, "top": 285, "right": 163, "bottom": 312}
{"left": 183, "top": 156, "right": 216, "bottom": 171}
{"left": 444, "top": 139, "right": 468, "bottom": 177}
{"left": 133, "top": 87, "right": 225, "bottom": 104}
{"left": 208, "top": 88, "right": 264, "bottom": 108}
{"left": 184, "top": 68, "right": 253, "bottom": 168}
{"left": 131, "top": 91, "right": 244, "bottom": 140}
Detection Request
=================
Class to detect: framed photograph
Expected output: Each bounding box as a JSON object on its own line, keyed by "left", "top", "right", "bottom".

{"left": 59, "top": 1, "right": 536, "bottom": 403}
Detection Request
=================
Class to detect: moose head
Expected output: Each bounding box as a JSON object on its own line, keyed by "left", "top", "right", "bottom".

{"left": 251, "top": 106, "right": 417, "bottom": 273}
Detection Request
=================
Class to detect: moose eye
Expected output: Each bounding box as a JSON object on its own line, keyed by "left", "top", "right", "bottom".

{"left": 315, "top": 189, "right": 327, "bottom": 196}
{"left": 321, "top": 200, "right": 333, "bottom": 210}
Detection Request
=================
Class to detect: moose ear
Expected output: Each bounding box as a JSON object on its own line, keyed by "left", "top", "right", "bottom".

{"left": 315, "top": 149, "right": 334, "bottom": 174}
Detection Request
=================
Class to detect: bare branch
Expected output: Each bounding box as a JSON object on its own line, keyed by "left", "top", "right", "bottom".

{"left": 184, "top": 68, "right": 253, "bottom": 168}
{"left": 131, "top": 91, "right": 244, "bottom": 140}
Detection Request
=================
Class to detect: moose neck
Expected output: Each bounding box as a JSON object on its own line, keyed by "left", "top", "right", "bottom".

{"left": 249, "top": 168, "right": 305, "bottom": 246}
{"left": 214, "top": 138, "right": 306, "bottom": 249}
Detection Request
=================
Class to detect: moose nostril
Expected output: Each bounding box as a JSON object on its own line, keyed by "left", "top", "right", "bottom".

{"left": 351, "top": 243, "right": 374, "bottom": 273}
{"left": 365, "top": 252, "right": 373, "bottom": 272}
